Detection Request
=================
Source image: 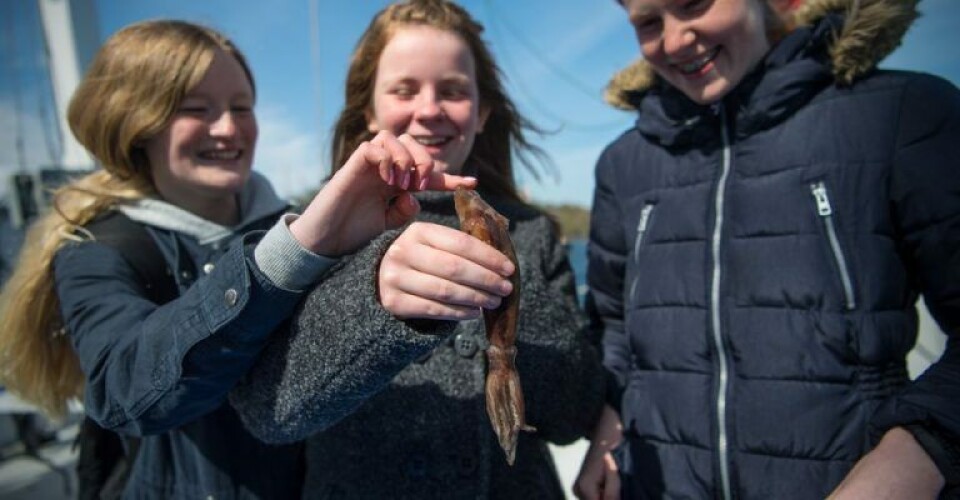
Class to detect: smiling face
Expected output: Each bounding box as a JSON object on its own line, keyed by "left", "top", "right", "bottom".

{"left": 144, "top": 48, "right": 257, "bottom": 214}
{"left": 366, "top": 26, "right": 489, "bottom": 175}
{"left": 623, "top": 0, "right": 771, "bottom": 104}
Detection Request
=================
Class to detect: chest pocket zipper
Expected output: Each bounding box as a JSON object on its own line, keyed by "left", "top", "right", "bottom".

{"left": 810, "top": 181, "right": 856, "bottom": 310}
{"left": 629, "top": 203, "right": 656, "bottom": 303}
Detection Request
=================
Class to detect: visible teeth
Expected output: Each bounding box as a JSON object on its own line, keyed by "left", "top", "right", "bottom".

{"left": 414, "top": 136, "right": 447, "bottom": 146}
{"left": 201, "top": 150, "right": 240, "bottom": 160}
{"left": 678, "top": 49, "right": 718, "bottom": 73}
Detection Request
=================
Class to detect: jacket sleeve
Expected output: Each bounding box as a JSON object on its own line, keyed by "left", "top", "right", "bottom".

{"left": 54, "top": 232, "right": 303, "bottom": 436}
{"left": 587, "top": 144, "right": 632, "bottom": 413}
{"left": 871, "top": 75, "right": 960, "bottom": 441}
{"left": 228, "top": 229, "right": 454, "bottom": 444}
{"left": 513, "top": 216, "right": 605, "bottom": 445}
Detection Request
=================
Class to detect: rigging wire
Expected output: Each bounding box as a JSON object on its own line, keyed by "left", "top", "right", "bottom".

{"left": 4, "top": 1, "right": 28, "bottom": 172}
{"left": 308, "top": 0, "right": 327, "bottom": 176}
{"left": 1, "top": 0, "right": 62, "bottom": 172}
{"left": 480, "top": 0, "right": 631, "bottom": 133}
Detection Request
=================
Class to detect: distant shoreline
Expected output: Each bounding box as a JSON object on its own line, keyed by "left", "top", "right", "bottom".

{"left": 536, "top": 203, "right": 590, "bottom": 240}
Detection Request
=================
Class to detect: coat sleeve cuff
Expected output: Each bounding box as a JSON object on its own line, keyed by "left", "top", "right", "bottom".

{"left": 604, "top": 369, "right": 624, "bottom": 414}
{"left": 904, "top": 422, "right": 960, "bottom": 489}
{"left": 253, "top": 213, "right": 338, "bottom": 291}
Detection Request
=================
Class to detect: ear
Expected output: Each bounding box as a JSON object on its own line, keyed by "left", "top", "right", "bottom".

{"left": 477, "top": 106, "right": 492, "bottom": 133}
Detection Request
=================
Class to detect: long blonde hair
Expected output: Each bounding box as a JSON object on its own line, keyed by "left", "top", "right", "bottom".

{"left": 0, "top": 20, "right": 254, "bottom": 418}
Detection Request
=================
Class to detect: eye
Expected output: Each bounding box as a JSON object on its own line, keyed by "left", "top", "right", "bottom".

{"left": 680, "top": 0, "right": 710, "bottom": 14}
{"left": 440, "top": 85, "right": 470, "bottom": 100}
{"left": 231, "top": 104, "right": 254, "bottom": 114}
{"left": 177, "top": 106, "right": 208, "bottom": 115}
{"left": 390, "top": 84, "right": 416, "bottom": 100}
{"left": 632, "top": 15, "right": 662, "bottom": 37}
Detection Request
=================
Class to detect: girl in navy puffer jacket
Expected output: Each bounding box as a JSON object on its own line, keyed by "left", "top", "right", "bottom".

{"left": 575, "top": 0, "right": 960, "bottom": 499}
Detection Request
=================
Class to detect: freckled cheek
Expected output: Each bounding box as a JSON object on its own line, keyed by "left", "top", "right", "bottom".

{"left": 448, "top": 104, "right": 479, "bottom": 133}
{"left": 369, "top": 99, "right": 406, "bottom": 133}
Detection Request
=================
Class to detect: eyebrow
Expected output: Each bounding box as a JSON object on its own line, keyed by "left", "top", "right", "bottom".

{"left": 182, "top": 90, "right": 254, "bottom": 101}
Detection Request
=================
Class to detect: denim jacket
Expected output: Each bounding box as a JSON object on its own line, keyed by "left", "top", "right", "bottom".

{"left": 54, "top": 173, "right": 333, "bottom": 499}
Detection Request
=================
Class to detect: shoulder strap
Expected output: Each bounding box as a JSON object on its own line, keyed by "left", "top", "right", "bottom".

{"left": 75, "top": 211, "right": 171, "bottom": 498}
{"left": 84, "top": 211, "right": 178, "bottom": 305}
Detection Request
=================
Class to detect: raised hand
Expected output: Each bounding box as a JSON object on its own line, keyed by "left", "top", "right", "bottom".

{"left": 290, "top": 131, "right": 477, "bottom": 257}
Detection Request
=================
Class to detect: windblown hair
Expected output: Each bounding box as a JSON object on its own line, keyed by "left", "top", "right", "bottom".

{"left": 0, "top": 20, "right": 254, "bottom": 418}
{"left": 330, "top": 0, "right": 547, "bottom": 203}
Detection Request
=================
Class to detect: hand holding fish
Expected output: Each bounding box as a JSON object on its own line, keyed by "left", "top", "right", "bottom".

{"left": 378, "top": 221, "right": 515, "bottom": 321}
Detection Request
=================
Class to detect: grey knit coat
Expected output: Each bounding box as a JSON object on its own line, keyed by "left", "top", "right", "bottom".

{"left": 230, "top": 192, "right": 605, "bottom": 499}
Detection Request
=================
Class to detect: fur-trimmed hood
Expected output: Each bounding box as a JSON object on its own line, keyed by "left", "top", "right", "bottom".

{"left": 605, "top": 0, "right": 919, "bottom": 110}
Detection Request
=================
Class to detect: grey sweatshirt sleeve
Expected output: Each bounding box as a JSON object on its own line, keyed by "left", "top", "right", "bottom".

{"left": 229, "top": 229, "right": 455, "bottom": 444}
{"left": 253, "top": 214, "right": 338, "bottom": 291}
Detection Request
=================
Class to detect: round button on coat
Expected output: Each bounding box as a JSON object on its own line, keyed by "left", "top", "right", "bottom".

{"left": 453, "top": 332, "right": 478, "bottom": 358}
{"left": 224, "top": 288, "right": 238, "bottom": 306}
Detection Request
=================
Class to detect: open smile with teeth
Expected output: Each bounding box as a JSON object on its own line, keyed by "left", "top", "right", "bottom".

{"left": 413, "top": 135, "right": 451, "bottom": 147}
{"left": 675, "top": 48, "right": 719, "bottom": 75}
{"left": 199, "top": 150, "right": 242, "bottom": 161}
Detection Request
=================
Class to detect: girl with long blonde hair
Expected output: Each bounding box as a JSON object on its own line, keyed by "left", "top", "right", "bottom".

{"left": 0, "top": 18, "right": 476, "bottom": 498}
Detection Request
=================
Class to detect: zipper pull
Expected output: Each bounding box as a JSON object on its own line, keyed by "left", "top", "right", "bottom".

{"left": 811, "top": 182, "right": 832, "bottom": 216}
{"left": 637, "top": 204, "right": 654, "bottom": 233}
{"left": 633, "top": 204, "right": 654, "bottom": 260}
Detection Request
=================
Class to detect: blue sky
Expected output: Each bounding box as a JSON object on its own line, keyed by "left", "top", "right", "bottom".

{"left": 3, "top": 0, "right": 959, "bottom": 207}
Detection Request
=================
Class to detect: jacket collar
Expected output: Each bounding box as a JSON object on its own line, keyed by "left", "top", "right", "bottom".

{"left": 605, "top": 0, "right": 919, "bottom": 113}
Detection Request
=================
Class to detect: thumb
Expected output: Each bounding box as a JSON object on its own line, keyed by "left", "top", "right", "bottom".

{"left": 385, "top": 192, "right": 420, "bottom": 229}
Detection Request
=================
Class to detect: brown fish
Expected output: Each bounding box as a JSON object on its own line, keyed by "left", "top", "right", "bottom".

{"left": 454, "top": 187, "right": 535, "bottom": 465}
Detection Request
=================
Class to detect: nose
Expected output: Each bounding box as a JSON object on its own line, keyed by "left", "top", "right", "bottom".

{"left": 661, "top": 17, "right": 696, "bottom": 57}
{"left": 209, "top": 110, "right": 237, "bottom": 137}
{"left": 414, "top": 89, "right": 444, "bottom": 121}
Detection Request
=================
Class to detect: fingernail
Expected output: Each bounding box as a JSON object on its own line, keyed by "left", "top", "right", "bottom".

{"left": 500, "top": 281, "right": 513, "bottom": 295}
{"left": 388, "top": 168, "right": 395, "bottom": 186}
{"left": 419, "top": 177, "right": 428, "bottom": 190}
{"left": 401, "top": 169, "right": 410, "bottom": 189}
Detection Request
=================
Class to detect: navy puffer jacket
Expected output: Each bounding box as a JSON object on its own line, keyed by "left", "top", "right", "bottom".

{"left": 588, "top": 0, "right": 960, "bottom": 498}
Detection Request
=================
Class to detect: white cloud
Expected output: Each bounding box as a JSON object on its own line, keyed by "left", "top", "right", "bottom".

{"left": 252, "top": 105, "right": 325, "bottom": 200}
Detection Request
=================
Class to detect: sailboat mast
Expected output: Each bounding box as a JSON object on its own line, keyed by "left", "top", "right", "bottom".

{"left": 36, "top": 0, "right": 98, "bottom": 170}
